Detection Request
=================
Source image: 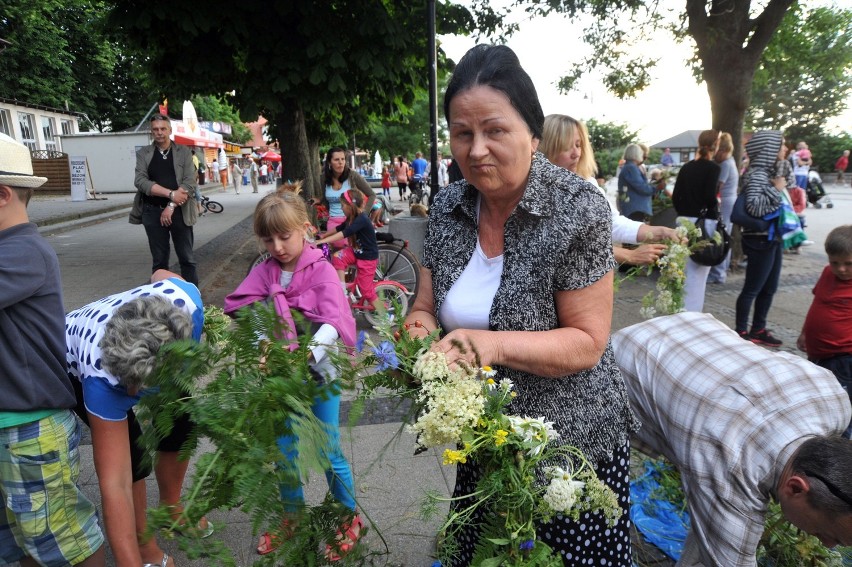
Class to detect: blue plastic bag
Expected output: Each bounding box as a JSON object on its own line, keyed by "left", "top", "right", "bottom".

{"left": 630, "top": 461, "right": 690, "bottom": 561}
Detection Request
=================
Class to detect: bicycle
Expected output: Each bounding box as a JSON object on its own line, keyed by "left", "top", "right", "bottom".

{"left": 200, "top": 194, "right": 224, "bottom": 214}
{"left": 374, "top": 233, "right": 420, "bottom": 303}
{"left": 326, "top": 243, "right": 411, "bottom": 327}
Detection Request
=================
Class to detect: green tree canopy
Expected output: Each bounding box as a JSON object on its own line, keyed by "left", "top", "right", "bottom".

{"left": 746, "top": 5, "right": 852, "bottom": 143}
{"left": 0, "top": 0, "right": 154, "bottom": 132}
{"left": 501, "top": 0, "right": 798, "bottom": 163}
{"left": 585, "top": 118, "right": 637, "bottom": 153}
{"left": 357, "top": 71, "right": 451, "bottom": 161}
{"left": 0, "top": 0, "right": 75, "bottom": 107}
{"left": 106, "top": 1, "right": 472, "bottom": 196}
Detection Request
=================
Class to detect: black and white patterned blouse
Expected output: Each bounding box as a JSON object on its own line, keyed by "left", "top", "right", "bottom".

{"left": 423, "top": 152, "right": 640, "bottom": 465}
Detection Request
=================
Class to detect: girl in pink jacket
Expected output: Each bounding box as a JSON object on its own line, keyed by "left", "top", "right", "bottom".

{"left": 224, "top": 190, "right": 362, "bottom": 560}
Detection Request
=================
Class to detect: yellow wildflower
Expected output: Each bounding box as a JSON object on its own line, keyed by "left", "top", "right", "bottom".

{"left": 442, "top": 449, "right": 467, "bottom": 465}
{"left": 494, "top": 429, "right": 509, "bottom": 447}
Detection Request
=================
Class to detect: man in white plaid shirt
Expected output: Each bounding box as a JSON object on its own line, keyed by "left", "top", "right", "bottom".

{"left": 613, "top": 312, "right": 852, "bottom": 566}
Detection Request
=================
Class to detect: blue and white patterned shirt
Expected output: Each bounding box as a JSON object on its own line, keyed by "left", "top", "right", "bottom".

{"left": 65, "top": 278, "right": 203, "bottom": 421}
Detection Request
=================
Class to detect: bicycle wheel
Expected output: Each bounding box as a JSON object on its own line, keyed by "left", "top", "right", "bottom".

{"left": 363, "top": 283, "right": 410, "bottom": 327}
{"left": 247, "top": 251, "right": 271, "bottom": 275}
{"left": 205, "top": 200, "right": 224, "bottom": 213}
{"left": 376, "top": 244, "right": 420, "bottom": 301}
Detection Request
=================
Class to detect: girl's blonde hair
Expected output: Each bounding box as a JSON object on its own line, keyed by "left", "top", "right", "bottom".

{"left": 716, "top": 132, "right": 733, "bottom": 155}
{"left": 540, "top": 114, "right": 598, "bottom": 180}
{"left": 253, "top": 191, "right": 309, "bottom": 239}
{"left": 276, "top": 179, "right": 303, "bottom": 195}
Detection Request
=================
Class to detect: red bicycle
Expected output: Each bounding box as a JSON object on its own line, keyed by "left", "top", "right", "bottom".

{"left": 317, "top": 243, "right": 411, "bottom": 326}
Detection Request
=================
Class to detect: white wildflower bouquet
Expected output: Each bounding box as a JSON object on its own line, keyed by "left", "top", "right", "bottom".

{"left": 362, "top": 334, "right": 623, "bottom": 565}
{"left": 638, "top": 219, "right": 705, "bottom": 319}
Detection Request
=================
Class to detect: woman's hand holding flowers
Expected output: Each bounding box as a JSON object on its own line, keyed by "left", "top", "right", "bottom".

{"left": 433, "top": 328, "right": 500, "bottom": 371}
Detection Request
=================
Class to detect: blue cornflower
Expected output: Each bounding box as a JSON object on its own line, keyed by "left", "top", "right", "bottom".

{"left": 519, "top": 539, "right": 535, "bottom": 551}
{"left": 356, "top": 330, "right": 367, "bottom": 353}
{"left": 372, "top": 341, "right": 399, "bottom": 371}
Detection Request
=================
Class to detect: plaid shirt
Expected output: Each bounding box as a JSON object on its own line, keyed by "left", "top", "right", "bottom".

{"left": 613, "top": 312, "right": 851, "bottom": 566}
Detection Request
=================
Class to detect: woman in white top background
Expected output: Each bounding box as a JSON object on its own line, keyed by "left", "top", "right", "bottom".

{"left": 540, "top": 114, "right": 678, "bottom": 266}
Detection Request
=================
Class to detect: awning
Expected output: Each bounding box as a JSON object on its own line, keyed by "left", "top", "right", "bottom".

{"left": 170, "top": 120, "right": 224, "bottom": 149}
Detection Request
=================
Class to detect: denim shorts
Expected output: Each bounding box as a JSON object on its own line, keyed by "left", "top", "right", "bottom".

{"left": 0, "top": 410, "right": 103, "bottom": 566}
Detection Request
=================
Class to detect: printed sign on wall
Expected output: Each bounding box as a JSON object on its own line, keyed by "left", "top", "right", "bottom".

{"left": 70, "top": 156, "right": 89, "bottom": 201}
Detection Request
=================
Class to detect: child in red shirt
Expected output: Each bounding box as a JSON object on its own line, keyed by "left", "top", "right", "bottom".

{"left": 380, "top": 166, "right": 391, "bottom": 198}
{"left": 798, "top": 224, "right": 852, "bottom": 435}
{"left": 836, "top": 150, "right": 850, "bottom": 184}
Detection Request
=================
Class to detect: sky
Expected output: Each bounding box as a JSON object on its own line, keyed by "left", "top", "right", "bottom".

{"left": 437, "top": 2, "right": 852, "bottom": 146}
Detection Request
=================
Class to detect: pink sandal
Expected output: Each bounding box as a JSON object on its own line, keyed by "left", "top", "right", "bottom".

{"left": 256, "top": 519, "right": 296, "bottom": 555}
{"left": 256, "top": 532, "right": 280, "bottom": 556}
{"left": 324, "top": 514, "right": 365, "bottom": 561}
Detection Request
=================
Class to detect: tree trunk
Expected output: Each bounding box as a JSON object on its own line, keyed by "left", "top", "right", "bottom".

{"left": 693, "top": 0, "right": 791, "bottom": 274}
{"left": 276, "top": 100, "right": 314, "bottom": 196}
{"left": 306, "top": 137, "right": 320, "bottom": 199}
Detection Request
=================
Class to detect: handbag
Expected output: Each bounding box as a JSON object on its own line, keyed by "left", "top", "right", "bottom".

{"left": 731, "top": 192, "right": 772, "bottom": 232}
{"left": 690, "top": 208, "right": 730, "bottom": 267}
{"left": 777, "top": 193, "right": 807, "bottom": 249}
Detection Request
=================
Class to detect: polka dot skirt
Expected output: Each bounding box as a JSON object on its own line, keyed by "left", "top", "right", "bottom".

{"left": 444, "top": 441, "right": 632, "bottom": 566}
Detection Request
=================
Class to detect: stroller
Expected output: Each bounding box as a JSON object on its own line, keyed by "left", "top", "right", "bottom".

{"left": 806, "top": 170, "right": 833, "bottom": 208}
{"left": 408, "top": 174, "right": 427, "bottom": 206}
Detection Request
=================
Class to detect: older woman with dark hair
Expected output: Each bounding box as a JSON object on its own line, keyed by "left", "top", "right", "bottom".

{"left": 66, "top": 270, "right": 209, "bottom": 567}
{"left": 319, "top": 147, "right": 375, "bottom": 245}
{"left": 403, "top": 44, "right": 638, "bottom": 565}
{"left": 617, "top": 143, "right": 664, "bottom": 222}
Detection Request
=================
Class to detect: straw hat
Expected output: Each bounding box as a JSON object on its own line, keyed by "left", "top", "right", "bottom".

{"left": 0, "top": 133, "right": 47, "bottom": 188}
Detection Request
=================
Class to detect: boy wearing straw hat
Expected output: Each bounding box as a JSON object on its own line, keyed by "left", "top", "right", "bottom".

{"left": 0, "top": 133, "right": 105, "bottom": 566}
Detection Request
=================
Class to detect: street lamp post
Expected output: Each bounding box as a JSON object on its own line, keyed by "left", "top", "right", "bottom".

{"left": 427, "top": 0, "right": 439, "bottom": 205}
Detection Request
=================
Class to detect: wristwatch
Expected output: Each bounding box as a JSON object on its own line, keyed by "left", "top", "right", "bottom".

{"left": 167, "top": 202, "right": 176, "bottom": 209}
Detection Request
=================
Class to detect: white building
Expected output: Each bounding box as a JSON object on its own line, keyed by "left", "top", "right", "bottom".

{"left": 0, "top": 97, "right": 81, "bottom": 152}
{"left": 61, "top": 119, "right": 224, "bottom": 194}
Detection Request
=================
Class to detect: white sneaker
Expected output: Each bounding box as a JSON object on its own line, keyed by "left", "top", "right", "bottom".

{"left": 801, "top": 240, "right": 815, "bottom": 246}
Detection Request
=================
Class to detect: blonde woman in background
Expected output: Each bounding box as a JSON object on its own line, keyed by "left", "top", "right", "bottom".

{"left": 541, "top": 114, "right": 678, "bottom": 266}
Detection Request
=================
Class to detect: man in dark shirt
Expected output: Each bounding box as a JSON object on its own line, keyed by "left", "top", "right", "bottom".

{"left": 130, "top": 114, "right": 199, "bottom": 285}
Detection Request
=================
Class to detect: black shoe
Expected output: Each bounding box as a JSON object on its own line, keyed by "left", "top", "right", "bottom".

{"left": 748, "top": 328, "right": 782, "bottom": 347}
{"left": 737, "top": 330, "right": 749, "bottom": 340}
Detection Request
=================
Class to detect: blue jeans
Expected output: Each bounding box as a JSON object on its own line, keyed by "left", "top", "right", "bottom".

{"left": 735, "top": 236, "right": 782, "bottom": 332}
{"left": 276, "top": 389, "right": 356, "bottom": 512}
{"left": 141, "top": 203, "right": 198, "bottom": 285}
